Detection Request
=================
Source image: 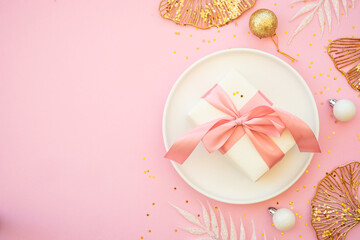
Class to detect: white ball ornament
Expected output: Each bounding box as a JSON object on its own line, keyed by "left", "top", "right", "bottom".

{"left": 329, "top": 99, "right": 356, "bottom": 122}
{"left": 268, "top": 207, "right": 296, "bottom": 231}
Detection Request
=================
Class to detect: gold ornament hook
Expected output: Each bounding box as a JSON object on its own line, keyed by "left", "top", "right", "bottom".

{"left": 271, "top": 35, "right": 298, "bottom": 63}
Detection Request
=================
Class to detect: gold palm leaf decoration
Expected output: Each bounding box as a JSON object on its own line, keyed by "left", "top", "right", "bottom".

{"left": 311, "top": 162, "right": 360, "bottom": 240}
{"left": 328, "top": 38, "right": 360, "bottom": 91}
{"left": 159, "top": 0, "right": 256, "bottom": 29}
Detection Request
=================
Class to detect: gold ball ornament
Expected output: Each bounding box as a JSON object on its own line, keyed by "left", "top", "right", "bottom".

{"left": 249, "top": 9, "right": 278, "bottom": 39}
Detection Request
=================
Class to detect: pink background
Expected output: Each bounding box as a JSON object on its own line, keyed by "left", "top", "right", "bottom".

{"left": 0, "top": 0, "right": 359, "bottom": 239}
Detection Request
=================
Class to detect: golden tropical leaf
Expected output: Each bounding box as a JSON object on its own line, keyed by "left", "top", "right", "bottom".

{"left": 159, "top": 0, "right": 256, "bottom": 29}
{"left": 311, "top": 162, "right": 360, "bottom": 240}
{"left": 328, "top": 38, "right": 360, "bottom": 91}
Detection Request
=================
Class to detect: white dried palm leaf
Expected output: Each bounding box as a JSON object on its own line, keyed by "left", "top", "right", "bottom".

{"left": 219, "top": 209, "right": 228, "bottom": 240}
{"left": 289, "top": 0, "right": 354, "bottom": 42}
{"left": 289, "top": 10, "right": 317, "bottom": 43}
{"left": 342, "top": 0, "right": 348, "bottom": 14}
{"left": 229, "top": 216, "right": 237, "bottom": 240}
{"left": 180, "top": 226, "right": 207, "bottom": 235}
{"left": 290, "top": 3, "right": 318, "bottom": 21}
{"left": 331, "top": 0, "right": 340, "bottom": 21}
{"left": 200, "top": 201, "right": 210, "bottom": 230}
{"left": 324, "top": 0, "right": 332, "bottom": 31}
{"left": 318, "top": 6, "right": 325, "bottom": 36}
{"left": 171, "top": 202, "right": 272, "bottom": 240}
{"left": 170, "top": 203, "right": 203, "bottom": 228}
{"left": 208, "top": 202, "right": 219, "bottom": 239}
{"left": 251, "top": 220, "right": 257, "bottom": 240}
{"left": 239, "top": 218, "right": 246, "bottom": 240}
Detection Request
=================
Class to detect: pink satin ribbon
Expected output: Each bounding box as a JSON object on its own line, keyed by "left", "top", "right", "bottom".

{"left": 165, "top": 85, "right": 321, "bottom": 167}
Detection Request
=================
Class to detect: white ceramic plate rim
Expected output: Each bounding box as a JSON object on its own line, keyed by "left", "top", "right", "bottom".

{"left": 162, "top": 48, "right": 319, "bottom": 204}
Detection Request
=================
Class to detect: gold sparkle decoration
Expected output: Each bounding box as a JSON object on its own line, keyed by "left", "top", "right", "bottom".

{"left": 311, "top": 162, "right": 360, "bottom": 240}
{"left": 159, "top": 0, "right": 256, "bottom": 29}
{"left": 249, "top": 9, "right": 297, "bottom": 62}
{"left": 327, "top": 38, "right": 360, "bottom": 92}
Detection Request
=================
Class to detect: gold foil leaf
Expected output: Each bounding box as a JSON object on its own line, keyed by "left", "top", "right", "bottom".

{"left": 328, "top": 38, "right": 360, "bottom": 92}
{"left": 311, "top": 162, "right": 360, "bottom": 240}
{"left": 159, "top": 0, "right": 256, "bottom": 29}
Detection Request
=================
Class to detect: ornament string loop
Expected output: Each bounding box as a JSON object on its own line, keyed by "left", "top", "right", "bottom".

{"left": 271, "top": 35, "right": 298, "bottom": 63}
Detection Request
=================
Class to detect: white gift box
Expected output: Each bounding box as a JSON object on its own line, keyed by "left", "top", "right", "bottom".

{"left": 188, "top": 70, "right": 296, "bottom": 181}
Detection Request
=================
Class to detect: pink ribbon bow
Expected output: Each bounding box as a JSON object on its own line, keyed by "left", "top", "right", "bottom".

{"left": 165, "top": 85, "right": 321, "bottom": 167}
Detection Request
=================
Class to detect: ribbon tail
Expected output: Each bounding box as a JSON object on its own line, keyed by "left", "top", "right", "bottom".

{"left": 164, "top": 120, "right": 221, "bottom": 164}
{"left": 245, "top": 128, "right": 285, "bottom": 168}
{"left": 275, "top": 108, "right": 321, "bottom": 153}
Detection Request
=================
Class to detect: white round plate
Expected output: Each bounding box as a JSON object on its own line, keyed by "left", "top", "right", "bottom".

{"left": 163, "top": 49, "right": 319, "bottom": 204}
